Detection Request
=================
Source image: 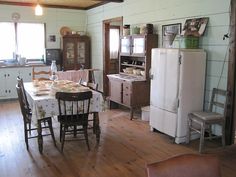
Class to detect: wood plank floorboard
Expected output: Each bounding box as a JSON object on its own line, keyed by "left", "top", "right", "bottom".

{"left": 0, "top": 100, "right": 236, "bottom": 177}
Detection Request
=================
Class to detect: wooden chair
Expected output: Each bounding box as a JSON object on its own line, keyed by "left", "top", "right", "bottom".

{"left": 56, "top": 91, "right": 92, "bottom": 152}
{"left": 146, "top": 154, "right": 221, "bottom": 177}
{"left": 79, "top": 79, "right": 98, "bottom": 91}
{"left": 16, "top": 82, "right": 56, "bottom": 152}
{"left": 186, "top": 88, "right": 228, "bottom": 153}
{"left": 32, "top": 67, "right": 51, "bottom": 80}
{"left": 79, "top": 79, "right": 100, "bottom": 134}
{"left": 17, "top": 76, "right": 31, "bottom": 115}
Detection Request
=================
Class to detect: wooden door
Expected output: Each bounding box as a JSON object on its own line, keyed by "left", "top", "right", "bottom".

{"left": 103, "top": 17, "right": 123, "bottom": 97}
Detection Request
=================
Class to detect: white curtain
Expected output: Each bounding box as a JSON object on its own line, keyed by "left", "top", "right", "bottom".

{"left": 109, "top": 28, "right": 119, "bottom": 59}
{"left": 17, "top": 23, "right": 45, "bottom": 60}
{"left": 0, "top": 22, "right": 15, "bottom": 60}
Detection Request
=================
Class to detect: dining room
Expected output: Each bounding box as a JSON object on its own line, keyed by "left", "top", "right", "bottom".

{"left": 0, "top": 0, "right": 236, "bottom": 177}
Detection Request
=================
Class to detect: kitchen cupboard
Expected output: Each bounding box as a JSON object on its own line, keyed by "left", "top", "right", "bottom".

{"left": 119, "top": 34, "right": 158, "bottom": 80}
{"left": 62, "top": 34, "right": 90, "bottom": 70}
{"left": 108, "top": 34, "right": 158, "bottom": 119}
{"left": 0, "top": 67, "right": 32, "bottom": 99}
{"left": 108, "top": 74, "right": 150, "bottom": 119}
{"left": 0, "top": 66, "right": 49, "bottom": 100}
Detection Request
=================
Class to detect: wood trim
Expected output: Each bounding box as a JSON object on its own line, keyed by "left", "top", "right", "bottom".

{"left": 0, "top": 1, "right": 86, "bottom": 10}
{"left": 102, "top": 17, "right": 123, "bottom": 97}
{"left": 103, "top": 22, "right": 110, "bottom": 97}
{"left": 0, "top": 0, "right": 123, "bottom": 10}
{"left": 93, "top": 0, "right": 123, "bottom": 2}
{"left": 226, "top": 0, "right": 236, "bottom": 145}
{"left": 103, "top": 17, "right": 123, "bottom": 23}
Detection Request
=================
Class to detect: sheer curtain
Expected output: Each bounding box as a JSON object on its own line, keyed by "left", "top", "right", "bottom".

{"left": 109, "top": 28, "right": 120, "bottom": 59}
{"left": 17, "top": 23, "right": 45, "bottom": 60}
{"left": 0, "top": 23, "right": 15, "bottom": 60}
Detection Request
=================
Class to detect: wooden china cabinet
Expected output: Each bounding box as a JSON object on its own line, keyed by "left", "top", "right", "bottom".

{"left": 108, "top": 34, "right": 158, "bottom": 120}
{"left": 62, "top": 34, "right": 90, "bottom": 70}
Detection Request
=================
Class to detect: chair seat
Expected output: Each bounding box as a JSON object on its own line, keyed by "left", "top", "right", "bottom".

{"left": 186, "top": 88, "right": 227, "bottom": 153}
{"left": 191, "top": 111, "right": 223, "bottom": 121}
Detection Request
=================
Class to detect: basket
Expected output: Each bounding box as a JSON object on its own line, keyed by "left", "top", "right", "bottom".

{"left": 180, "top": 36, "right": 199, "bottom": 49}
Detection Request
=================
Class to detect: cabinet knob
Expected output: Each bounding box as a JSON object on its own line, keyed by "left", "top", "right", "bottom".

{"left": 9, "top": 90, "right": 11, "bottom": 93}
{"left": 5, "top": 90, "right": 7, "bottom": 93}
{"left": 8, "top": 74, "right": 10, "bottom": 77}
{"left": 4, "top": 74, "right": 6, "bottom": 77}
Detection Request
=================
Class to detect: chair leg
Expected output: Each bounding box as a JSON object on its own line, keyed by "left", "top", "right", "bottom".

{"left": 28, "top": 121, "right": 32, "bottom": 135}
{"left": 93, "top": 113, "right": 96, "bottom": 134}
{"left": 60, "top": 124, "right": 62, "bottom": 142}
{"left": 37, "top": 120, "right": 43, "bottom": 154}
{"left": 199, "top": 122, "right": 205, "bottom": 153}
{"left": 61, "top": 125, "right": 66, "bottom": 153}
{"left": 209, "top": 125, "right": 212, "bottom": 140}
{"left": 221, "top": 121, "right": 226, "bottom": 147}
{"left": 84, "top": 125, "right": 90, "bottom": 151}
{"left": 73, "top": 125, "right": 77, "bottom": 137}
{"left": 24, "top": 123, "right": 29, "bottom": 150}
{"left": 186, "top": 115, "right": 191, "bottom": 144}
{"left": 48, "top": 118, "right": 56, "bottom": 146}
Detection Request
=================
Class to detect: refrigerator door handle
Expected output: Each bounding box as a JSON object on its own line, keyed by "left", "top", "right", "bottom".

{"left": 149, "top": 68, "right": 153, "bottom": 79}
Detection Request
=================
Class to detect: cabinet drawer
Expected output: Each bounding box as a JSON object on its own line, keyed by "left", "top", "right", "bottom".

{"left": 123, "top": 82, "right": 131, "bottom": 93}
{"left": 123, "top": 92, "right": 131, "bottom": 106}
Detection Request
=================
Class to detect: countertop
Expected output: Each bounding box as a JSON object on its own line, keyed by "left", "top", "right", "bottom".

{"left": 107, "top": 74, "right": 146, "bottom": 82}
{"left": 0, "top": 62, "right": 47, "bottom": 68}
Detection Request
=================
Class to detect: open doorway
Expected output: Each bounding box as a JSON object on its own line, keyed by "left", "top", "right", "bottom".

{"left": 102, "top": 17, "right": 123, "bottom": 97}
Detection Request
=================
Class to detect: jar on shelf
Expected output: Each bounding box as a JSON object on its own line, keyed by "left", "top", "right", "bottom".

{"left": 123, "top": 25, "right": 130, "bottom": 36}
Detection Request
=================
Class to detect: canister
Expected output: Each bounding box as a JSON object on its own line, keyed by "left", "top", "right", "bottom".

{"left": 123, "top": 25, "right": 130, "bottom": 36}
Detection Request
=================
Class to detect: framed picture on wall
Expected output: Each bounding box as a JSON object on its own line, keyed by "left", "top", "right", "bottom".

{"left": 162, "top": 23, "right": 182, "bottom": 37}
{"left": 162, "top": 23, "right": 181, "bottom": 47}
{"left": 181, "top": 17, "right": 209, "bottom": 37}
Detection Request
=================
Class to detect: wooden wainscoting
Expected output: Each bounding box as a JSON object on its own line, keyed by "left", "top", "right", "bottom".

{"left": 0, "top": 100, "right": 236, "bottom": 177}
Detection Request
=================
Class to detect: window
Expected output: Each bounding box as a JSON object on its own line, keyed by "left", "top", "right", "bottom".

{"left": 109, "top": 27, "right": 120, "bottom": 59}
{"left": 0, "top": 23, "right": 15, "bottom": 60}
{"left": 0, "top": 22, "right": 45, "bottom": 62}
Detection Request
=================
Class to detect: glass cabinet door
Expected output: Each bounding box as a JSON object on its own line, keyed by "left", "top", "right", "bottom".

{"left": 132, "top": 37, "right": 145, "bottom": 55}
{"left": 120, "top": 37, "right": 131, "bottom": 55}
{"left": 65, "top": 42, "right": 75, "bottom": 65}
{"left": 77, "top": 41, "right": 85, "bottom": 67}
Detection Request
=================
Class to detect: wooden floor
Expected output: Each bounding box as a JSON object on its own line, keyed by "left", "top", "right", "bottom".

{"left": 0, "top": 100, "right": 236, "bottom": 177}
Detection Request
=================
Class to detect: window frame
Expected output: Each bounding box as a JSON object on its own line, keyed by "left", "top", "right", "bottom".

{"left": 0, "top": 22, "right": 46, "bottom": 62}
{"left": 109, "top": 25, "right": 120, "bottom": 60}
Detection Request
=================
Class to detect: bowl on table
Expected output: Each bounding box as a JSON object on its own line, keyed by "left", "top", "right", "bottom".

{"left": 133, "top": 69, "right": 141, "bottom": 75}
{"left": 140, "top": 71, "right": 145, "bottom": 76}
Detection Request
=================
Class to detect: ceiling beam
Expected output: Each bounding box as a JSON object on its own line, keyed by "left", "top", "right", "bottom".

{"left": 0, "top": 1, "right": 86, "bottom": 10}
{"left": 93, "top": 0, "right": 123, "bottom": 2}
{"left": 0, "top": 0, "right": 124, "bottom": 10}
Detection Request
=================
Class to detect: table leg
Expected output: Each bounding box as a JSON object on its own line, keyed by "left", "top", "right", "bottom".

{"left": 94, "top": 112, "right": 100, "bottom": 145}
{"left": 37, "top": 120, "right": 43, "bottom": 154}
{"left": 130, "top": 108, "right": 133, "bottom": 120}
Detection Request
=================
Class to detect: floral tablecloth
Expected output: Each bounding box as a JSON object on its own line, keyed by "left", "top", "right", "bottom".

{"left": 24, "top": 80, "right": 104, "bottom": 124}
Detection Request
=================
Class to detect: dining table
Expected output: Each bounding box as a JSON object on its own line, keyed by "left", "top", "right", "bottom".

{"left": 24, "top": 79, "right": 104, "bottom": 153}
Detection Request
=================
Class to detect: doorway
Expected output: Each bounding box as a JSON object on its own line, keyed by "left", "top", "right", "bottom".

{"left": 102, "top": 17, "right": 123, "bottom": 97}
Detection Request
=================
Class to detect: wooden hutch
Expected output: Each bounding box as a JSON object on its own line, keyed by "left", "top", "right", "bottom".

{"left": 62, "top": 34, "right": 90, "bottom": 71}
{"left": 108, "top": 34, "right": 158, "bottom": 119}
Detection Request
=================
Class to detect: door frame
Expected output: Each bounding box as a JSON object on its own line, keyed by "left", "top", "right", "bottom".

{"left": 102, "top": 16, "right": 123, "bottom": 97}
{"left": 226, "top": 0, "right": 236, "bottom": 145}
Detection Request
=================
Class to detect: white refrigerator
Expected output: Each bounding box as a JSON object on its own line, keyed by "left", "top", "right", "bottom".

{"left": 149, "top": 48, "right": 206, "bottom": 144}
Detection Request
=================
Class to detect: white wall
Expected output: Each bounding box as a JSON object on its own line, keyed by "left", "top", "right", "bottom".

{"left": 0, "top": 4, "right": 86, "bottom": 49}
{"left": 86, "top": 0, "right": 231, "bottom": 108}
{"left": 0, "top": 1, "right": 231, "bottom": 107}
